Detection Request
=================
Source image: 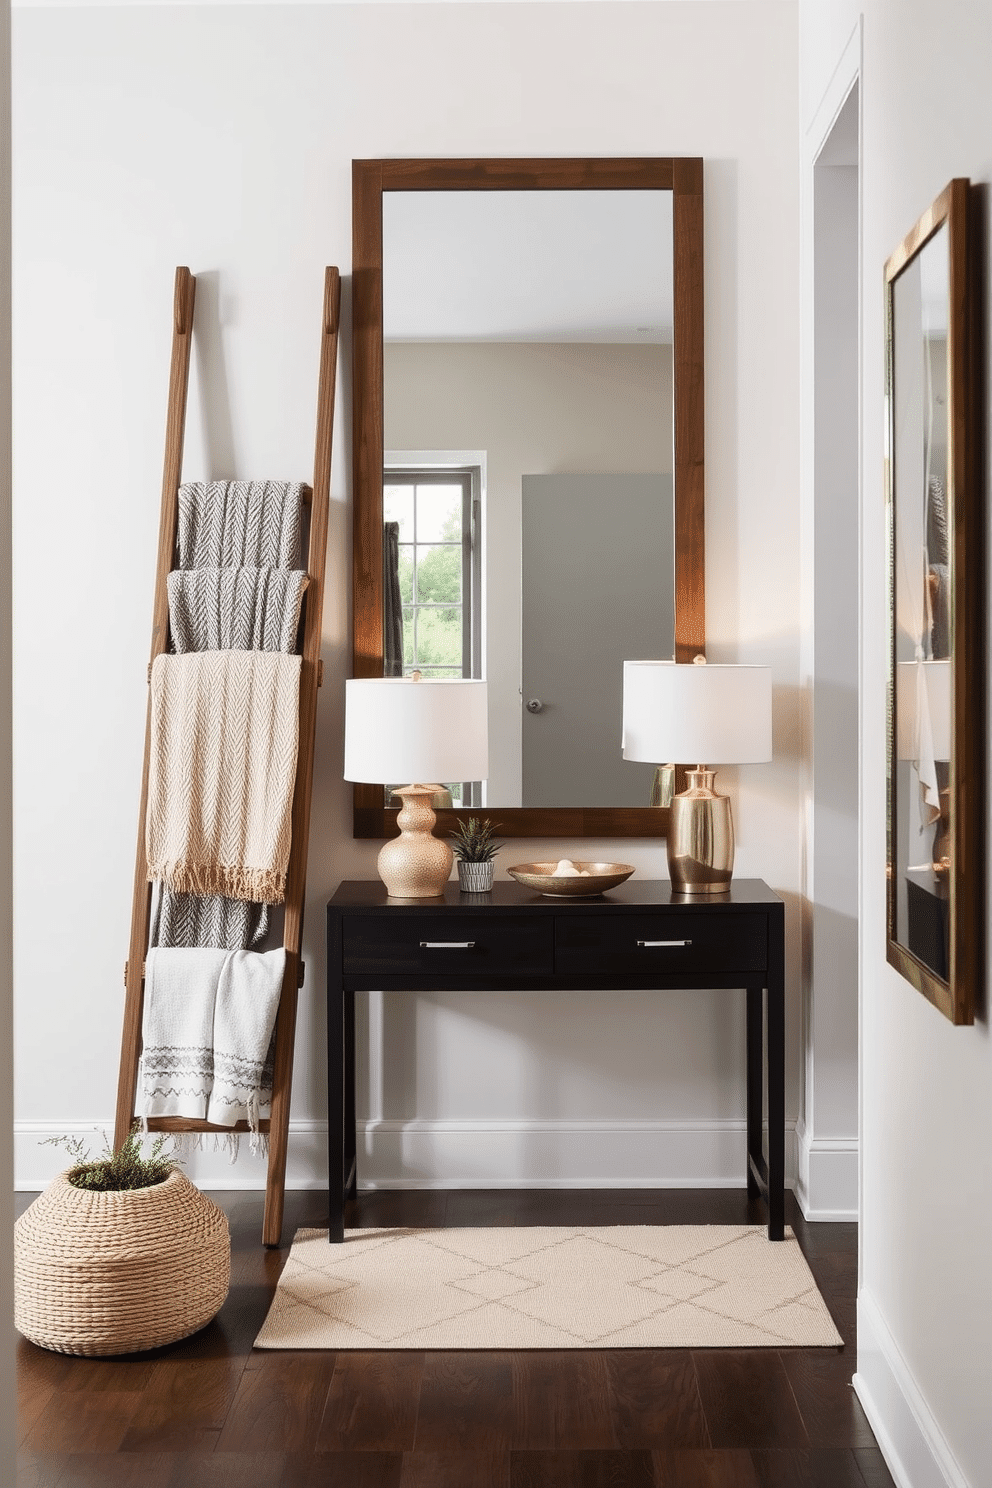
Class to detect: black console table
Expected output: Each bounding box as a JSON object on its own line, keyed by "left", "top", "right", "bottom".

{"left": 326, "top": 878, "right": 785, "bottom": 1241}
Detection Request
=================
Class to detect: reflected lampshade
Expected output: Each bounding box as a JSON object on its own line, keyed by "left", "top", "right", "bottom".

{"left": 896, "top": 658, "right": 951, "bottom": 763}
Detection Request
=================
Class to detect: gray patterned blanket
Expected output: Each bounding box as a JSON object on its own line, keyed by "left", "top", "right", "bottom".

{"left": 175, "top": 480, "right": 305, "bottom": 570}
{"left": 168, "top": 566, "right": 309, "bottom": 654}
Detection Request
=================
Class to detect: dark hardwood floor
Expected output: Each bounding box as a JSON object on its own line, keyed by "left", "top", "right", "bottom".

{"left": 15, "top": 1187, "right": 891, "bottom": 1488}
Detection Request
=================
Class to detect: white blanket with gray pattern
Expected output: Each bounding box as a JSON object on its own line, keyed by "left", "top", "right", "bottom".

{"left": 141, "top": 946, "right": 285, "bottom": 1134}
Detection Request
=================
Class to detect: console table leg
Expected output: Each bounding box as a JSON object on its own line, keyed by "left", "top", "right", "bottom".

{"left": 767, "top": 910, "right": 786, "bottom": 1240}
{"left": 344, "top": 987, "right": 357, "bottom": 1199}
{"left": 745, "top": 985, "right": 763, "bottom": 1198}
{"left": 326, "top": 906, "right": 345, "bottom": 1243}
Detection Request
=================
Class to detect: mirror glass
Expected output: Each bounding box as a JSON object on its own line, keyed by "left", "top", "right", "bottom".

{"left": 382, "top": 190, "right": 675, "bottom": 809}
{"left": 890, "top": 222, "right": 951, "bottom": 980}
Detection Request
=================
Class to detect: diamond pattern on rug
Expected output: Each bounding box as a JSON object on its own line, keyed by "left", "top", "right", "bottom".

{"left": 637, "top": 1268, "right": 724, "bottom": 1303}
{"left": 452, "top": 1269, "right": 540, "bottom": 1302}
{"left": 254, "top": 1225, "right": 843, "bottom": 1351}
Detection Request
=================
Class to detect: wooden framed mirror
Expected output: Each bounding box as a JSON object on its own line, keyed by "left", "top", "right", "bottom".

{"left": 352, "top": 157, "right": 705, "bottom": 839}
{"left": 884, "top": 177, "right": 982, "bottom": 1024}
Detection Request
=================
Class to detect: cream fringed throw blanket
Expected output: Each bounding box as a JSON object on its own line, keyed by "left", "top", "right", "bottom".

{"left": 167, "top": 567, "right": 310, "bottom": 655}
{"left": 146, "top": 651, "right": 301, "bottom": 905}
{"left": 175, "top": 481, "right": 304, "bottom": 571}
{"left": 141, "top": 946, "right": 285, "bottom": 1142}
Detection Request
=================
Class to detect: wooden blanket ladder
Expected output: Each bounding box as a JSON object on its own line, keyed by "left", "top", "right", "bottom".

{"left": 114, "top": 265, "right": 340, "bottom": 1246}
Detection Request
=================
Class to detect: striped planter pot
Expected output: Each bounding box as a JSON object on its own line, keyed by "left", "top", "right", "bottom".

{"left": 457, "top": 861, "right": 495, "bottom": 892}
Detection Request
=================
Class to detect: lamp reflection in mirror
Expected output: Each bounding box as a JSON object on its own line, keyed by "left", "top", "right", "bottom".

{"left": 622, "top": 660, "right": 772, "bottom": 893}
{"left": 896, "top": 657, "right": 952, "bottom": 870}
{"left": 344, "top": 676, "right": 489, "bottom": 898}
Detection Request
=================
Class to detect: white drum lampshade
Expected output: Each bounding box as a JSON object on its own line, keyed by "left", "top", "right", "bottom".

{"left": 344, "top": 677, "right": 489, "bottom": 898}
{"left": 622, "top": 660, "right": 772, "bottom": 894}
{"left": 622, "top": 661, "right": 772, "bottom": 768}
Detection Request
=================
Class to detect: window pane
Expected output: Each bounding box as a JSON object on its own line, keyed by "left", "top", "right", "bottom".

{"left": 398, "top": 545, "right": 414, "bottom": 604}
{"left": 384, "top": 484, "right": 414, "bottom": 540}
{"left": 402, "top": 607, "right": 415, "bottom": 667}
{"left": 416, "top": 544, "right": 461, "bottom": 604}
{"left": 414, "top": 606, "right": 462, "bottom": 668}
{"left": 416, "top": 483, "right": 463, "bottom": 543}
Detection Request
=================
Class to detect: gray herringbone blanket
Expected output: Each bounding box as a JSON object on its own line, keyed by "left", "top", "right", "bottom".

{"left": 150, "top": 886, "right": 270, "bottom": 952}
{"left": 175, "top": 481, "right": 305, "bottom": 570}
{"left": 168, "top": 567, "right": 309, "bottom": 654}
{"left": 146, "top": 651, "right": 301, "bottom": 904}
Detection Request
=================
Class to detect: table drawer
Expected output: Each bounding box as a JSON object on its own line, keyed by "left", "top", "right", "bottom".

{"left": 342, "top": 914, "right": 554, "bottom": 977}
{"left": 555, "top": 912, "right": 767, "bottom": 979}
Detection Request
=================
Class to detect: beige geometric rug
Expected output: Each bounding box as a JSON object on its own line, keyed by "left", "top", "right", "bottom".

{"left": 255, "top": 1225, "right": 843, "bottom": 1350}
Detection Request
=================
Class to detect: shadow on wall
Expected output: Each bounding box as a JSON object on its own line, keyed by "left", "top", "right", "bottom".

{"left": 191, "top": 269, "right": 237, "bottom": 480}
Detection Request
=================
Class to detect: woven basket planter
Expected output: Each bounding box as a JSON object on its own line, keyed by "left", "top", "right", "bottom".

{"left": 14, "top": 1170, "right": 230, "bottom": 1356}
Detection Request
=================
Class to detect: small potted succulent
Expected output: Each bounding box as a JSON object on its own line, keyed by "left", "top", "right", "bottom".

{"left": 451, "top": 816, "right": 502, "bottom": 892}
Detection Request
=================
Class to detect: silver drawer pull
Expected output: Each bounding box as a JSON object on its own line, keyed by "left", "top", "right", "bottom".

{"left": 420, "top": 940, "right": 476, "bottom": 950}
{"left": 637, "top": 939, "right": 692, "bottom": 948}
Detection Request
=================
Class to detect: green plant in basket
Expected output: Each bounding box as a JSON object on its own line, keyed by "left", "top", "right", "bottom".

{"left": 450, "top": 817, "right": 502, "bottom": 863}
{"left": 43, "top": 1121, "right": 180, "bottom": 1192}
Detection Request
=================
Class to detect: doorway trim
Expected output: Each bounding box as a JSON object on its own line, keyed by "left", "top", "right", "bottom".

{"left": 797, "top": 20, "right": 862, "bottom": 1225}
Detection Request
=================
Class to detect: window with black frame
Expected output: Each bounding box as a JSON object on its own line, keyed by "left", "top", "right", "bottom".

{"left": 383, "top": 467, "right": 482, "bottom": 807}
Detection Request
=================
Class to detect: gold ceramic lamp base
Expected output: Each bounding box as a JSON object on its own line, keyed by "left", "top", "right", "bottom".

{"left": 377, "top": 785, "right": 453, "bottom": 898}
{"left": 667, "top": 767, "right": 734, "bottom": 895}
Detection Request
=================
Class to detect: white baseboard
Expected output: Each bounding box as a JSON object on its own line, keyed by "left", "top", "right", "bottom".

{"left": 353, "top": 1117, "right": 799, "bottom": 1190}
{"left": 15, "top": 1116, "right": 799, "bottom": 1193}
{"left": 855, "top": 1288, "right": 971, "bottom": 1488}
{"left": 794, "top": 1119, "right": 859, "bottom": 1220}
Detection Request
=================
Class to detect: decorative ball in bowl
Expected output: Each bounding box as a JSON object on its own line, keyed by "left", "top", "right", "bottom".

{"left": 506, "top": 860, "right": 635, "bottom": 897}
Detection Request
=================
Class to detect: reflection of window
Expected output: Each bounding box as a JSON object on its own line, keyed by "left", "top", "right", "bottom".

{"left": 384, "top": 470, "right": 481, "bottom": 679}
{"left": 384, "top": 467, "right": 482, "bottom": 807}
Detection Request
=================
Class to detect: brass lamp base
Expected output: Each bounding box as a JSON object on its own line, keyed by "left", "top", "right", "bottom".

{"left": 377, "top": 785, "right": 453, "bottom": 898}
{"left": 667, "top": 768, "right": 734, "bottom": 895}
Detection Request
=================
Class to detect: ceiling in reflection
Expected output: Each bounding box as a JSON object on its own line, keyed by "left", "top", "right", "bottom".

{"left": 383, "top": 190, "right": 674, "bottom": 343}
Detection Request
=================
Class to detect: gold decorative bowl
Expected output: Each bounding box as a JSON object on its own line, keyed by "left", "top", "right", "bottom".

{"left": 506, "top": 861, "right": 635, "bottom": 898}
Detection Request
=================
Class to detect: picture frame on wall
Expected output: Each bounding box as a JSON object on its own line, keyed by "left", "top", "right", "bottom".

{"left": 884, "top": 177, "right": 982, "bottom": 1025}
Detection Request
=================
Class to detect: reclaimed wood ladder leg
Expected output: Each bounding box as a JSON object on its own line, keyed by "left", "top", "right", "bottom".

{"left": 262, "top": 266, "right": 339, "bottom": 1247}
{"left": 115, "top": 267, "right": 196, "bottom": 1154}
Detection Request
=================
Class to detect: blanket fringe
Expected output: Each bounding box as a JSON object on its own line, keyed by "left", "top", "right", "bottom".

{"left": 167, "top": 1130, "right": 269, "bottom": 1161}
{"left": 150, "top": 861, "right": 286, "bottom": 906}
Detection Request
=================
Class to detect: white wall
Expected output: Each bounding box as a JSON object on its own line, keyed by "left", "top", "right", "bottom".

{"left": 12, "top": 1, "right": 802, "bottom": 1193}
{"left": 2, "top": 0, "right": 14, "bottom": 1471}
{"left": 803, "top": 4, "right": 992, "bottom": 1486}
